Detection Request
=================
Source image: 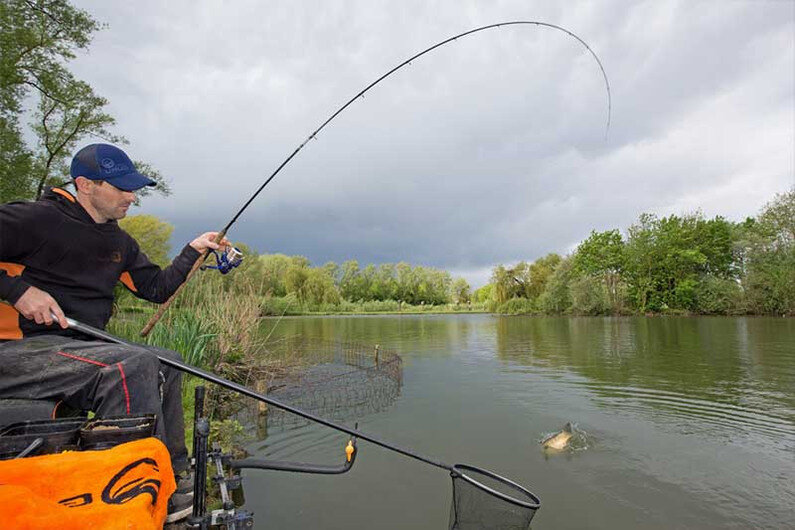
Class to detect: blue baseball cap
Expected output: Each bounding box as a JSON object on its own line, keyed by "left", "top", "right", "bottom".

{"left": 70, "top": 144, "right": 156, "bottom": 192}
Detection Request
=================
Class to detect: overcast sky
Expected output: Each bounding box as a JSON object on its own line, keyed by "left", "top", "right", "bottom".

{"left": 69, "top": 0, "right": 794, "bottom": 287}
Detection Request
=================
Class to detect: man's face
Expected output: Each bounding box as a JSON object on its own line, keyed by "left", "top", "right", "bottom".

{"left": 87, "top": 180, "right": 137, "bottom": 222}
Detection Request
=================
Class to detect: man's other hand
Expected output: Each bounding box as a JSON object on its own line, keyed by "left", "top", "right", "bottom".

{"left": 189, "top": 232, "right": 231, "bottom": 253}
{"left": 14, "top": 286, "right": 68, "bottom": 328}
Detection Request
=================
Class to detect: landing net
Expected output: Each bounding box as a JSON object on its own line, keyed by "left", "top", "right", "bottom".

{"left": 257, "top": 338, "right": 403, "bottom": 426}
{"left": 449, "top": 464, "right": 540, "bottom": 529}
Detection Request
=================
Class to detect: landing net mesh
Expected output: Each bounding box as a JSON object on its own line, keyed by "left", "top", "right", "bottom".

{"left": 254, "top": 338, "right": 403, "bottom": 426}
{"left": 449, "top": 464, "right": 540, "bottom": 529}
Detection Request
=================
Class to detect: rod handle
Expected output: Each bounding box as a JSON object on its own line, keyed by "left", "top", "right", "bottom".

{"left": 139, "top": 230, "right": 226, "bottom": 337}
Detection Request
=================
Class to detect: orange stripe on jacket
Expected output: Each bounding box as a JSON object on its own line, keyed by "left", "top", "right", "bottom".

{"left": 119, "top": 271, "right": 137, "bottom": 293}
{"left": 0, "top": 262, "right": 25, "bottom": 340}
{"left": 51, "top": 187, "right": 77, "bottom": 202}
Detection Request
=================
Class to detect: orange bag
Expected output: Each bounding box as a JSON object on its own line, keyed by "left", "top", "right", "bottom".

{"left": 0, "top": 437, "right": 176, "bottom": 529}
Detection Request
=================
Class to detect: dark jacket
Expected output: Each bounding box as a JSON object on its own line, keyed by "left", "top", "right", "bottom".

{"left": 0, "top": 187, "right": 199, "bottom": 339}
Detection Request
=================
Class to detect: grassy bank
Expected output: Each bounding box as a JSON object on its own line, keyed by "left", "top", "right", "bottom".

{"left": 108, "top": 275, "right": 271, "bottom": 448}
{"left": 260, "top": 294, "right": 488, "bottom": 316}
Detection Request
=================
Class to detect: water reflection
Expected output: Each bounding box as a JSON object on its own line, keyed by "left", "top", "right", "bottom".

{"left": 494, "top": 316, "right": 795, "bottom": 447}
{"left": 252, "top": 315, "right": 795, "bottom": 529}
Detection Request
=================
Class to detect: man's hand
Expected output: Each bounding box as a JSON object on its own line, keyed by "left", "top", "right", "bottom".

{"left": 189, "top": 232, "right": 231, "bottom": 253}
{"left": 14, "top": 286, "right": 68, "bottom": 329}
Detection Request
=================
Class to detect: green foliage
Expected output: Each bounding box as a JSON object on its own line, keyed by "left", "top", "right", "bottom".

{"left": 258, "top": 254, "right": 297, "bottom": 296}
{"left": 451, "top": 277, "right": 471, "bottom": 304}
{"left": 756, "top": 188, "right": 795, "bottom": 250}
{"left": 695, "top": 276, "right": 743, "bottom": 315}
{"left": 742, "top": 188, "right": 795, "bottom": 315}
{"left": 210, "top": 419, "right": 245, "bottom": 453}
{"left": 527, "top": 253, "right": 562, "bottom": 299}
{"left": 0, "top": 0, "right": 169, "bottom": 201}
{"left": 743, "top": 249, "right": 795, "bottom": 315}
{"left": 108, "top": 310, "right": 217, "bottom": 368}
{"left": 623, "top": 212, "right": 735, "bottom": 312}
{"left": 119, "top": 214, "right": 173, "bottom": 267}
{"left": 490, "top": 254, "right": 561, "bottom": 307}
{"left": 570, "top": 275, "right": 610, "bottom": 315}
{"left": 574, "top": 230, "right": 625, "bottom": 312}
{"left": 473, "top": 283, "right": 494, "bottom": 304}
{"left": 538, "top": 257, "right": 575, "bottom": 314}
{"left": 125, "top": 184, "right": 793, "bottom": 321}
{"left": 496, "top": 297, "right": 536, "bottom": 315}
{"left": 260, "top": 292, "right": 299, "bottom": 316}
{"left": 491, "top": 262, "right": 527, "bottom": 304}
{"left": 0, "top": 115, "right": 33, "bottom": 202}
{"left": 575, "top": 230, "right": 624, "bottom": 276}
{"left": 336, "top": 259, "right": 453, "bottom": 305}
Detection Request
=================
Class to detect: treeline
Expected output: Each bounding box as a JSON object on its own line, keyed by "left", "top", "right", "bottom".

{"left": 254, "top": 256, "right": 471, "bottom": 307}
{"left": 478, "top": 188, "right": 794, "bottom": 316}
{"left": 116, "top": 218, "right": 474, "bottom": 313}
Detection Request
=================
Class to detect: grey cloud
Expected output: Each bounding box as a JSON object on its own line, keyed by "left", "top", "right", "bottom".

{"left": 73, "top": 0, "right": 793, "bottom": 287}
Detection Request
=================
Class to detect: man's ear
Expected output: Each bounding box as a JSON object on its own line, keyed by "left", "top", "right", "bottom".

{"left": 73, "top": 176, "right": 93, "bottom": 194}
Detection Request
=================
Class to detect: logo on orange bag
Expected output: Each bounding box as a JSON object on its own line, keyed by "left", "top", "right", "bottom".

{"left": 57, "top": 457, "right": 162, "bottom": 508}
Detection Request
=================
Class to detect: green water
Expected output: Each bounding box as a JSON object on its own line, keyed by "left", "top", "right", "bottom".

{"left": 239, "top": 315, "right": 795, "bottom": 529}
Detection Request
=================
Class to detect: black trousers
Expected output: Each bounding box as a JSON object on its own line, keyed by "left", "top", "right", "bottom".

{"left": 0, "top": 335, "right": 188, "bottom": 473}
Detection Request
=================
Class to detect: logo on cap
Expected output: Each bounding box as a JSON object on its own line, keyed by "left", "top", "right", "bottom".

{"left": 100, "top": 158, "right": 116, "bottom": 169}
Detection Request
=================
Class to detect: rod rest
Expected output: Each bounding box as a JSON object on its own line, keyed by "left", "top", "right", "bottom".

{"left": 230, "top": 439, "right": 357, "bottom": 475}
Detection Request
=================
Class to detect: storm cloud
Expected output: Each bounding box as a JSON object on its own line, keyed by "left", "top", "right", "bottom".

{"left": 70, "top": 0, "right": 794, "bottom": 286}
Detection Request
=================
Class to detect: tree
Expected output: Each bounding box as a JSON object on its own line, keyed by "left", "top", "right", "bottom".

{"left": 0, "top": 115, "right": 34, "bottom": 202}
{"left": 451, "top": 277, "right": 471, "bottom": 304}
{"left": 259, "top": 253, "right": 295, "bottom": 296}
{"left": 490, "top": 262, "right": 530, "bottom": 304}
{"left": 538, "top": 256, "right": 575, "bottom": 314}
{"left": 570, "top": 275, "right": 609, "bottom": 315}
{"left": 574, "top": 230, "right": 625, "bottom": 312}
{"left": 118, "top": 214, "right": 173, "bottom": 267}
{"left": 339, "top": 260, "right": 361, "bottom": 300}
{"left": 742, "top": 187, "right": 795, "bottom": 315}
{"left": 0, "top": 0, "right": 169, "bottom": 201}
{"left": 527, "top": 253, "right": 562, "bottom": 300}
{"left": 473, "top": 283, "right": 494, "bottom": 304}
{"left": 755, "top": 187, "right": 795, "bottom": 250}
{"left": 624, "top": 213, "right": 657, "bottom": 312}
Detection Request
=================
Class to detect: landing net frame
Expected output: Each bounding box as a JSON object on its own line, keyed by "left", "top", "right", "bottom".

{"left": 449, "top": 463, "right": 541, "bottom": 529}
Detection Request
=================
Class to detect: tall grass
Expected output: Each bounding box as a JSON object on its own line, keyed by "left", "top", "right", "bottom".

{"left": 109, "top": 308, "right": 217, "bottom": 368}
{"left": 109, "top": 274, "right": 271, "bottom": 447}
{"left": 112, "top": 273, "right": 264, "bottom": 369}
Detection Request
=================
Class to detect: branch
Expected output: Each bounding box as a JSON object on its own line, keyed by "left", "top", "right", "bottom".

{"left": 22, "top": 79, "right": 67, "bottom": 105}
{"left": 50, "top": 110, "right": 86, "bottom": 161}
{"left": 36, "top": 102, "right": 58, "bottom": 198}
{"left": 22, "top": 0, "right": 63, "bottom": 27}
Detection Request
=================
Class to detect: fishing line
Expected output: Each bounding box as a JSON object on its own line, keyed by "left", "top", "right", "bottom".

{"left": 141, "top": 20, "right": 612, "bottom": 336}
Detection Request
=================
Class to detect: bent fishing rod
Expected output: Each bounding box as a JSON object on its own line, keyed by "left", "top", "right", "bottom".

{"left": 141, "top": 20, "right": 612, "bottom": 336}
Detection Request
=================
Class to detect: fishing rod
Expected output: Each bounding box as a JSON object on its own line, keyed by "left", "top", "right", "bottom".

{"left": 140, "top": 20, "right": 612, "bottom": 336}
{"left": 70, "top": 315, "right": 446, "bottom": 470}
{"left": 58, "top": 313, "right": 541, "bottom": 525}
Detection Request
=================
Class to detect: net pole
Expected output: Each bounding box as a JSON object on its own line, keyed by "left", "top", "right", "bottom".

{"left": 64, "top": 316, "right": 452, "bottom": 472}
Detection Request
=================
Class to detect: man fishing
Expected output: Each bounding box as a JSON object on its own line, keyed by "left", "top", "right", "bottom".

{"left": 0, "top": 143, "right": 229, "bottom": 522}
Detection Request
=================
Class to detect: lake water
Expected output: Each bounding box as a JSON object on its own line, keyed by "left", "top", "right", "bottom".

{"left": 238, "top": 315, "right": 795, "bottom": 529}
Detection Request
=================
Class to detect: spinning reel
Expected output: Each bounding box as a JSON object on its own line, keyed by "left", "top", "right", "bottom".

{"left": 201, "top": 246, "right": 243, "bottom": 275}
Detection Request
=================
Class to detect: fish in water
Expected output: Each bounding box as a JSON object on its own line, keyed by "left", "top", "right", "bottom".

{"left": 541, "top": 422, "right": 574, "bottom": 451}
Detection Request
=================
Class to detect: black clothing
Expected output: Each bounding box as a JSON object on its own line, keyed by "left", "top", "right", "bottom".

{"left": 0, "top": 187, "right": 199, "bottom": 338}
{"left": 0, "top": 187, "right": 195, "bottom": 470}
{"left": 0, "top": 336, "right": 188, "bottom": 472}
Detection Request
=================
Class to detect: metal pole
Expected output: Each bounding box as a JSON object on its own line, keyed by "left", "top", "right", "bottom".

{"left": 66, "top": 316, "right": 452, "bottom": 472}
